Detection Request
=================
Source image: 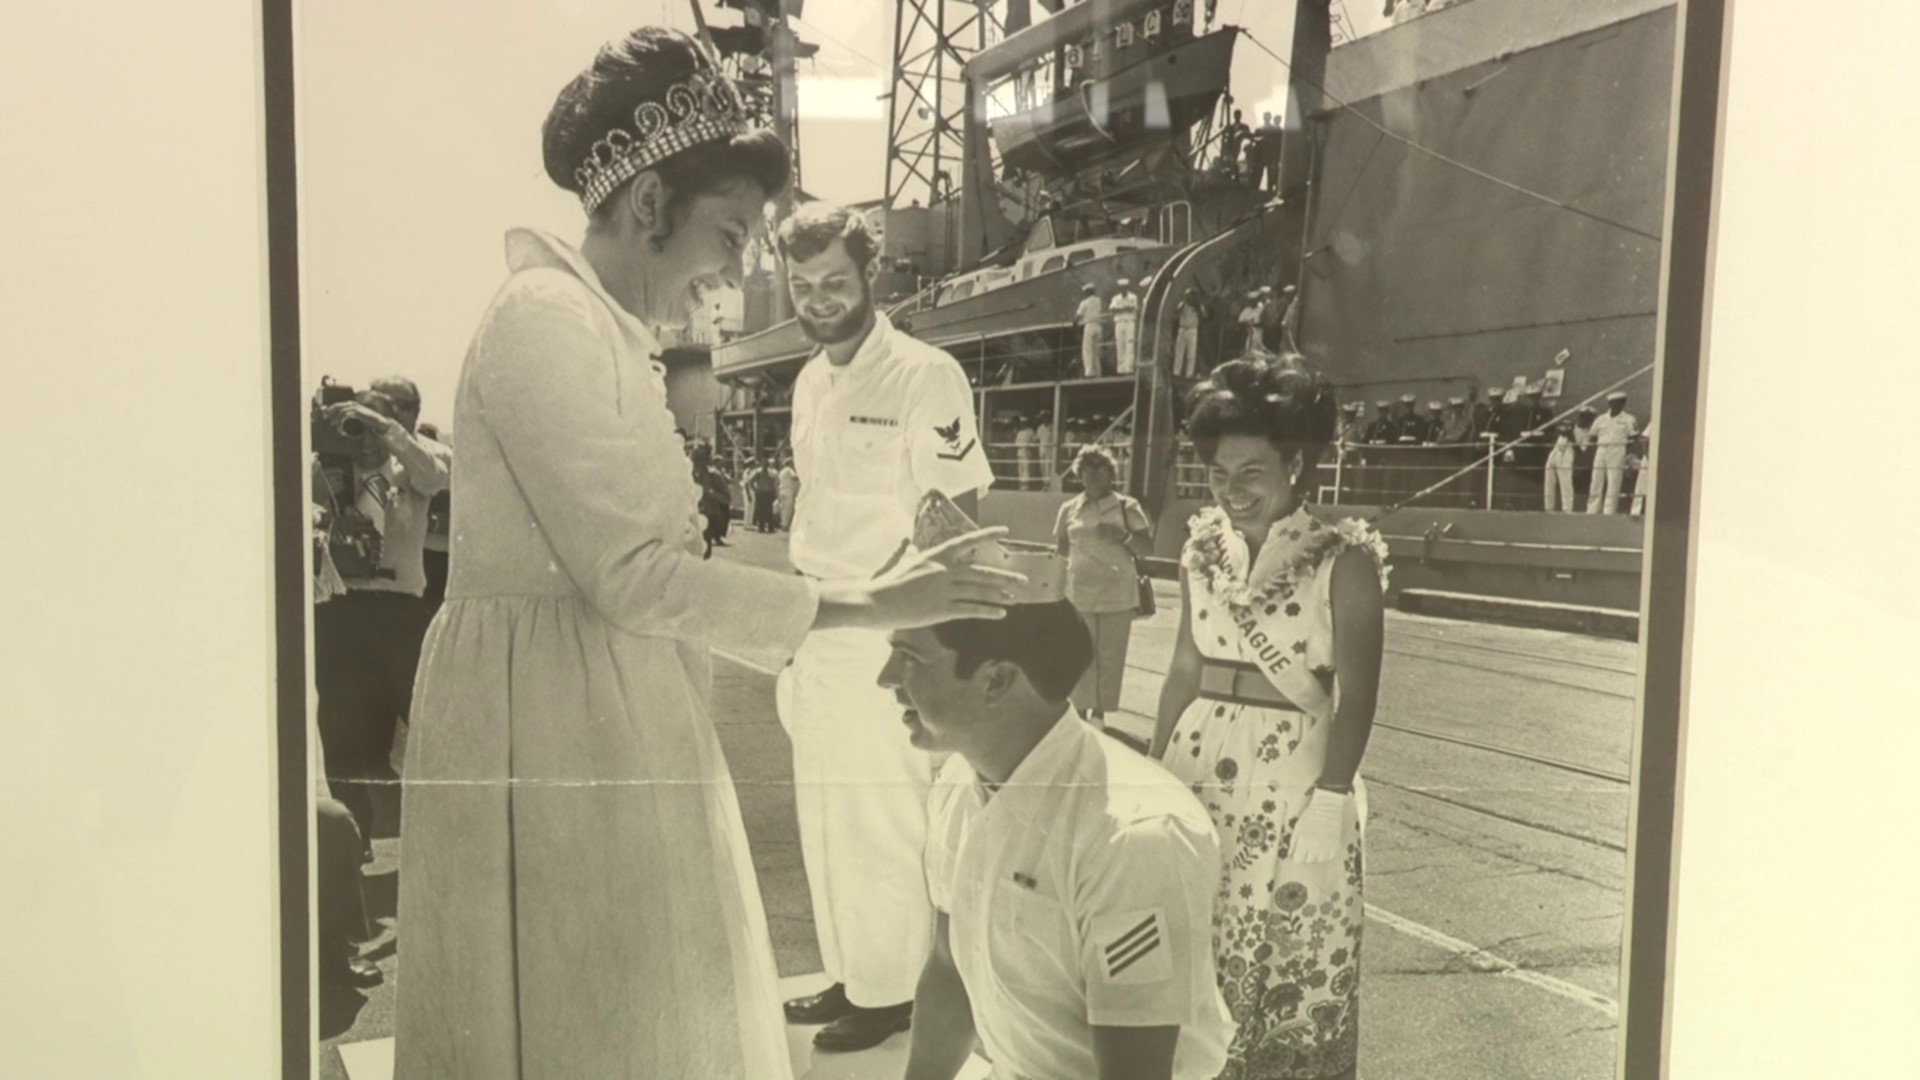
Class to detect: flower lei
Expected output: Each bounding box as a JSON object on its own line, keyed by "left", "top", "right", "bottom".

{"left": 1181, "top": 505, "right": 1390, "bottom": 612}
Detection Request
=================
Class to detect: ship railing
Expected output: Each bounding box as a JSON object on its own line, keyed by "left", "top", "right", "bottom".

{"left": 887, "top": 280, "right": 947, "bottom": 319}
{"left": 963, "top": 335, "right": 1145, "bottom": 383}
{"left": 1169, "top": 435, "right": 1650, "bottom": 513}
{"left": 984, "top": 437, "right": 1135, "bottom": 493}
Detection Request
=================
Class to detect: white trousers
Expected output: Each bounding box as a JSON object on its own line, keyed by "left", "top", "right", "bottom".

{"left": 1544, "top": 462, "right": 1576, "bottom": 511}
{"left": 1173, "top": 326, "right": 1199, "bottom": 377}
{"left": 776, "top": 627, "right": 934, "bottom": 1007}
{"left": 1588, "top": 451, "right": 1626, "bottom": 514}
{"left": 1080, "top": 325, "right": 1103, "bottom": 378}
{"left": 1113, "top": 316, "right": 1137, "bottom": 374}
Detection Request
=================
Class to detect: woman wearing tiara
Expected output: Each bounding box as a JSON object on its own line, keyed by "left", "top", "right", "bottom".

{"left": 1150, "top": 352, "right": 1388, "bottom": 1080}
{"left": 391, "top": 28, "right": 1017, "bottom": 1078}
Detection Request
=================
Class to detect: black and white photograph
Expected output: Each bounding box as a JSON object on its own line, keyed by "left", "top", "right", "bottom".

{"left": 22, "top": 0, "right": 1920, "bottom": 1076}
{"left": 285, "top": 0, "right": 1703, "bottom": 1077}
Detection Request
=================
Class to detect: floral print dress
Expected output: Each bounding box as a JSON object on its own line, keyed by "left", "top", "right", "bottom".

{"left": 1162, "top": 503, "right": 1389, "bottom": 1080}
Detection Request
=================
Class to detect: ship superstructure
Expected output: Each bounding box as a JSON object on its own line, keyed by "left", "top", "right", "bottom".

{"left": 704, "top": 0, "right": 1678, "bottom": 615}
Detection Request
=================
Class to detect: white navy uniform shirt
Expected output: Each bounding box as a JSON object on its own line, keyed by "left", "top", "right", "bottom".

{"left": 926, "top": 716, "right": 1235, "bottom": 1080}
{"left": 1590, "top": 411, "right": 1638, "bottom": 456}
{"left": 789, "top": 311, "right": 994, "bottom": 579}
{"left": 1076, "top": 295, "right": 1104, "bottom": 329}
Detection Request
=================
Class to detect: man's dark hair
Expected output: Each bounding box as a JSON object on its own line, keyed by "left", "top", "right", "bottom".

{"left": 775, "top": 201, "right": 881, "bottom": 274}
{"left": 930, "top": 600, "right": 1091, "bottom": 704}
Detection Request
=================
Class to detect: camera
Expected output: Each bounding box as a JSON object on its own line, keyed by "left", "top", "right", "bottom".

{"left": 312, "top": 377, "right": 375, "bottom": 457}
{"left": 314, "top": 503, "right": 387, "bottom": 581}
{"left": 311, "top": 377, "right": 393, "bottom": 581}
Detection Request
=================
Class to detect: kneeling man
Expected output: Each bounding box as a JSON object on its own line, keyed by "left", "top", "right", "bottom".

{"left": 881, "top": 494, "right": 1234, "bottom": 1080}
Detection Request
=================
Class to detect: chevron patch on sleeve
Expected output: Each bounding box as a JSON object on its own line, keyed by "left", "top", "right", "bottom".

{"left": 1093, "top": 908, "right": 1171, "bottom": 986}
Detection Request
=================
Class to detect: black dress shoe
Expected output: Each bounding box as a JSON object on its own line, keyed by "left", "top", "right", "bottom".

{"left": 812, "top": 1002, "right": 912, "bottom": 1053}
{"left": 784, "top": 982, "right": 854, "bottom": 1025}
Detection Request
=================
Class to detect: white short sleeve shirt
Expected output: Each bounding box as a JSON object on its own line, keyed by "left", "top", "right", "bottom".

{"left": 925, "top": 718, "right": 1234, "bottom": 1080}
{"left": 1590, "top": 411, "right": 1638, "bottom": 452}
{"left": 1077, "top": 296, "right": 1104, "bottom": 328}
{"left": 789, "top": 312, "right": 995, "bottom": 579}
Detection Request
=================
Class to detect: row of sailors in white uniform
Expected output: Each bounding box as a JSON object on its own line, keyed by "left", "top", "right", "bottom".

{"left": 1076, "top": 282, "right": 1143, "bottom": 377}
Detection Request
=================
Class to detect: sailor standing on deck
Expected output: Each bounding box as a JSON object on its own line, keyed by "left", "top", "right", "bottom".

{"left": 1472, "top": 387, "right": 1501, "bottom": 440}
{"left": 1036, "top": 410, "right": 1058, "bottom": 489}
{"left": 1630, "top": 420, "right": 1654, "bottom": 517}
{"left": 1236, "top": 289, "right": 1263, "bottom": 353}
{"left": 1439, "top": 396, "right": 1473, "bottom": 445}
{"left": 1172, "top": 287, "right": 1204, "bottom": 378}
{"left": 1363, "top": 400, "right": 1394, "bottom": 445}
{"left": 1112, "top": 278, "right": 1141, "bottom": 375}
{"left": 1571, "top": 405, "right": 1598, "bottom": 508}
{"left": 776, "top": 202, "right": 1000, "bottom": 1052}
{"left": 1587, "top": 390, "right": 1637, "bottom": 515}
{"left": 1545, "top": 420, "right": 1579, "bottom": 512}
{"left": 1276, "top": 283, "right": 1300, "bottom": 352}
{"left": 1393, "top": 394, "right": 1425, "bottom": 444}
{"left": 1077, "top": 283, "right": 1106, "bottom": 378}
{"left": 1014, "top": 414, "right": 1037, "bottom": 490}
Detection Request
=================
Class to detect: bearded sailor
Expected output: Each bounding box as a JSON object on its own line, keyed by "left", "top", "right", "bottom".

{"left": 775, "top": 201, "right": 998, "bottom": 1052}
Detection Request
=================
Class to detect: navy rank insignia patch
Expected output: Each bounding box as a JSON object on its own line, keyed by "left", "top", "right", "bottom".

{"left": 935, "top": 416, "right": 975, "bottom": 461}
{"left": 1094, "top": 908, "right": 1171, "bottom": 985}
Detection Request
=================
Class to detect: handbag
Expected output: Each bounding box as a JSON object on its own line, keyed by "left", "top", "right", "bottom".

{"left": 1132, "top": 550, "right": 1156, "bottom": 618}
{"left": 1112, "top": 497, "right": 1155, "bottom": 618}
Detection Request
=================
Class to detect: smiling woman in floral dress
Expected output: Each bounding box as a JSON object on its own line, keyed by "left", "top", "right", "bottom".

{"left": 1150, "top": 352, "right": 1389, "bottom": 1080}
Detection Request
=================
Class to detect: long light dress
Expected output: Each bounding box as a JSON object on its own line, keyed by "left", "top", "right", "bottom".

{"left": 1161, "top": 504, "right": 1388, "bottom": 1080}
{"left": 392, "top": 229, "right": 818, "bottom": 1079}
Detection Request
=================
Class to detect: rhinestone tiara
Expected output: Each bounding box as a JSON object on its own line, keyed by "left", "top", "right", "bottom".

{"left": 573, "top": 60, "right": 752, "bottom": 214}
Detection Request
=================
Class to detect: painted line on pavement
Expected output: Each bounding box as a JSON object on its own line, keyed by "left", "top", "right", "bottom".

{"left": 1366, "top": 903, "right": 1619, "bottom": 1020}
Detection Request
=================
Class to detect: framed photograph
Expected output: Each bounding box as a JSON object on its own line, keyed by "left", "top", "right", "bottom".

{"left": 264, "top": 0, "right": 1726, "bottom": 1077}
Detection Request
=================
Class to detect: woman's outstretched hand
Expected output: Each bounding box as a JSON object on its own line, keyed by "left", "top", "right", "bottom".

{"left": 814, "top": 528, "right": 1028, "bottom": 631}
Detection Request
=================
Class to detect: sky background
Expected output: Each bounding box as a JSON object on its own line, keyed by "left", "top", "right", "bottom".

{"left": 298, "top": 0, "right": 1392, "bottom": 430}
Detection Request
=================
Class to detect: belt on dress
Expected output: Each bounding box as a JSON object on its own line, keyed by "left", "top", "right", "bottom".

{"left": 1196, "top": 660, "right": 1301, "bottom": 712}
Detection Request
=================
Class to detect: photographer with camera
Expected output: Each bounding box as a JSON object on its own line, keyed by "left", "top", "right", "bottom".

{"left": 311, "top": 376, "right": 451, "bottom": 856}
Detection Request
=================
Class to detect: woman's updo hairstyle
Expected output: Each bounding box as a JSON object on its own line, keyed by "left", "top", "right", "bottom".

{"left": 1184, "top": 351, "right": 1339, "bottom": 473}
{"left": 542, "top": 27, "right": 789, "bottom": 233}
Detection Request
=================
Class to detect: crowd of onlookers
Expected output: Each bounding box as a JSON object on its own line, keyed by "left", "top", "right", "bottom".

{"left": 680, "top": 430, "right": 800, "bottom": 552}
{"left": 1331, "top": 384, "right": 1650, "bottom": 513}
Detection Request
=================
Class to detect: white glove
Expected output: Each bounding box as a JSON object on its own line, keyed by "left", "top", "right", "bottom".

{"left": 1286, "top": 788, "right": 1350, "bottom": 864}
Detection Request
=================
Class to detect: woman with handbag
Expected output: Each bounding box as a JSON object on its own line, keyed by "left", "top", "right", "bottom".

{"left": 1052, "top": 445, "right": 1153, "bottom": 731}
